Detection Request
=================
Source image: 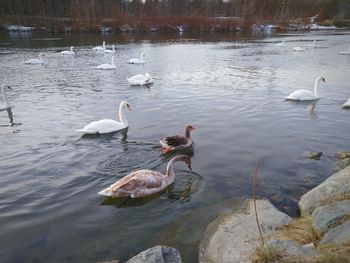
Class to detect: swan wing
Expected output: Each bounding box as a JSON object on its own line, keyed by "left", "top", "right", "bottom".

{"left": 77, "top": 119, "right": 125, "bottom": 134}
{"left": 99, "top": 170, "right": 165, "bottom": 197}
{"left": 24, "top": 59, "right": 43, "bottom": 64}
{"left": 286, "top": 90, "right": 316, "bottom": 101}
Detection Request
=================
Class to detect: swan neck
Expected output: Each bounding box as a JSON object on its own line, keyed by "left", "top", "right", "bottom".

{"left": 165, "top": 160, "right": 176, "bottom": 183}
{"left": 112, "top": 45, "right": 115, "bottom": 51}
{"left": 112, "top": 56, "right": 115, "bottom": 65}
{"left": 119, "top": 104, "right": 128, "bottom": 126}
{"left": 2, "top": 88, "right": 10, "bottom": 108}
{"left": 314, "top": 78, "right": 321, "bottom": 97}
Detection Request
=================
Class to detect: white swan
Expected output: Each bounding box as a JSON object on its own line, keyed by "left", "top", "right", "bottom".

{"left": 24, "top": 53, "right": 45, "bottom": 64}
{"left": 293, "top": 45, "right": 306, "bottom": 52}
{"left": 275, "top": 40, "right": 285, "bottom": 47}
{"left": 342, "top": 98, "right": 350, "bottom": 109}
{"left": 127, "top": 73, "right": 153, "bottom": 86}
{"left": 286, "top": 76, "right": 326, "bottom": 101}
{"left": 95, "top": 55, "right": 116, "bottom": 70}
{"left": 0, "top": 86, "right": 11, "bottom": 111}
{"left": 305, "top": 39, "right": 317, "bottom": 48}
{"left": 61, "top": 46, "right": 75, "bottom": 55}
{"left": 339, "top": 46, "right": 350, "bottom": 55}
{"left": 104, "top": 44, "right": 115, "bottom": 54}
{"left": 93, "top": 41, "right": 106, "bottom": 51}
{"left": 128, "top": 53, "right": 146, "bottom": 64}
{"left": 76, "top": 101, "right": 131, "bottom": 134}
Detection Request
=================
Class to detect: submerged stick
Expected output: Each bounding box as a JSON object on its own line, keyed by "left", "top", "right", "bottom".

{"left": 253, "top": 160, "right": 264, "bottom": 246}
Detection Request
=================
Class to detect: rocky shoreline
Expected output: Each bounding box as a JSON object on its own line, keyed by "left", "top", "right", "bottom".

{"left": 100, "top": 155, "right": 350, "bottom": 263}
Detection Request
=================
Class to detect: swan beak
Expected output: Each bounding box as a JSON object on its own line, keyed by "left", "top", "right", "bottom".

{"left": 7, "top": 86, "right": 13, "bottom": 90}
{"left": 323, "top": 79, "right": 327, "bottom": 83}
{"left": 127, "top": 105, "right": 132, "bottom": 111}
{"left": 188, "top": 164, "right": 192, "bottom": 171}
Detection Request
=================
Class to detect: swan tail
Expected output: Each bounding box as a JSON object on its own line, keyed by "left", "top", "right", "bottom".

{"left": 76, "top": 128, "right": 96, "bottom": 134}
{"left": 98, "top": 187, "right": 113, "bottom": 197}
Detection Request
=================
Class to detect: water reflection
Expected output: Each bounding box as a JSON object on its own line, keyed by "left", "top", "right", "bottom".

{"left": 0, "top": 108, "right": 22, "bottom": 127}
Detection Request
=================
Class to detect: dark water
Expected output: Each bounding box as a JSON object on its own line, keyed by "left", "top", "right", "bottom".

{"left": 0, "top": 31, "right": 350, "bottom": 263}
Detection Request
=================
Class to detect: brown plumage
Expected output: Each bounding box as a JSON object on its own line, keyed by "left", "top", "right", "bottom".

{"left": 160, "top": 125, "right": 195, "bottom": 154}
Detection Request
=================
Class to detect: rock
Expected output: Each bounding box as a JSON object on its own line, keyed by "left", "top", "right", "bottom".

{"left": 199, "top": 199, "right": 292, "bottom": 263}
{"left": 312, "top": 200, "right": 350, "bottom": 236}
{"left": 320, "top": 220, "right": 350, "bottom": 245}
{"left": 126, "top": 246, "right": 182, "bottom": 263}
{"left": 334, "top": 158, "right": 350, "bottom": 172}
{"left": 304, "top": 151, "right": 322, "bottom": 160}
{"left": 267, "top": 239, "right": 315, "bottom": 257}
{"left": 335, "top": 152, "right": 350, "bottom": 159}
{"left": 298, "top": 166, "right": 350, "bottom": 217}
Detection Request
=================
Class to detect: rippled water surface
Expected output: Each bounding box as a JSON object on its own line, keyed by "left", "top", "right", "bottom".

{"left": 0, "top": 31, "right": 350, "bottom": 262}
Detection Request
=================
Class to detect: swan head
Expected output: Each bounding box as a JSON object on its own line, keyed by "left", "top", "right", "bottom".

{"left": 121, "top": 101, "right": 132, "bottom": 111}
{"left": 39, "top": 52, "right": 45, "bottom": 58}
{"left": 141, "top": 53, "right": 145, "bottom": 59}
{"left": 171, "top": 155, "right": 192, "bottom": 171}
{"left": 70, "top": 46, "right": 74, "bottom": 50}
{"left": 318, "top": 77, "right": 326, "bottom": 83}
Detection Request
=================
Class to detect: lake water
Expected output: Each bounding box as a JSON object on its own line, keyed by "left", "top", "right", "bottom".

{"left": 0, "top": 31, "right": 350, "bottom": 263}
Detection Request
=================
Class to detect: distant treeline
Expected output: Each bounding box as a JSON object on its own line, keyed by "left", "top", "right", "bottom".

{"left": 1, "top": 0, "right": 349, "bottom": 30}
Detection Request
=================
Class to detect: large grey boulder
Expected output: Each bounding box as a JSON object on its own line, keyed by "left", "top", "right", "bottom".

{"left": 126, "top": 246, "right": 182, "bottom": 263}
{"left": 320, "top": 220, "right": 350, "bottom": 245}
{"left": 312, "top": 200, "right": 350, "bottom": 236}
{"left": 267, "top": 240, "right": 315, "bottom": 258}
{"left": 298, "top": 166, "right": 350, "bottom": 217}
{"left": 199, "top": 199, "right": 292, "bottom": 263}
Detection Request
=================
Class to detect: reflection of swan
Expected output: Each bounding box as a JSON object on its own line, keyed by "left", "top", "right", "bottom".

{"left": 286, "top": 76, "right": 326, "bottom": 101}
{"left": 128, "top": 53, "right": 146, "bottom": 64}
{"left": 306, "top": 40, "right": 317, "bottom": 48}
{"left": 93, "top": 41, "right": 106, "bottom": 51}
{"left": 343, "top": 98, "right": 350, "bottom": 109}
{"left": 160, "top": 125, "right": 195, "bottom": 154}
{"left": 104, "top": 44, "right": 115, "bottom": 53}
{"left": 76, "top": 101, "right": 131, "bottom": 134}
{"left": 24, "top": 53, "right": 45, "bottom": 64}
{"left": 95, "top": 55, "right": 116, "bottom": 70}
{"left": 0, "top": 86, "right": 11, "bottom": 111}
{"left": 127, "top": 73, "right": 153, "bottom": 86}
{"left": 60, "top": 46, "right": 75, "bottom": 55}
{"left": 339, "top": 46, "right": 350, "bottom": 55}
{"left": 275, "top": 40, "right": 285, "bottom": 47}
{"left": 293, "top": 45, "right": 306, "bottom": 52}
{"left": 98, "top": 155, "right": 192, "bottom": 198}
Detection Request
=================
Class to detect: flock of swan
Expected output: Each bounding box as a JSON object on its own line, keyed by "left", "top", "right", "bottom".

{"left": 2, "top": 38, "right": 350, "bottom": 200}
{"left": 23, "top": 41, "right": 153, "bottom": 86}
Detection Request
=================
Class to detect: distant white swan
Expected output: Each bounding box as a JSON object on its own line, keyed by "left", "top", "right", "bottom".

{"left": 339, "top": 46, "right": 350, "bottom": 55}
{"left": 76, "top": 101, "right": 131, "bottom": 134}
{"left": 286, "top": 76, "right": 326, "bottom": 101}
{"left": 0, "top": 86, "right": 11, "bottom": 111}
{"left": 293, "top": 45, "right": 306, "bottom": 52}
{"left": 127, "top": 73, "right": 153, "bottom": 86}
{"left": 61, "top": 46, "right": 75, "bottom": 55}
{"left": 95, "top": 55, "right": 116, "bottom": 70}
{"left": 128, "top": 53, "right": 146, "bottom": 64}
{"left": 275, "top": 40, "right": 285, "bottom": 47}
{"left": 104, "top": 44, "right": 115, "bottom": 54}
{"left": 93, "top": 41, "right": 106, "bottom": 51}
{"left": 24, "top": 53, "right": 45, "bottom": 64}
{"left": 343, "top": 98, "right": 350, "bottom": 109}
{"left": 305, "top": 40, "right": 317, "bottom": 48}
